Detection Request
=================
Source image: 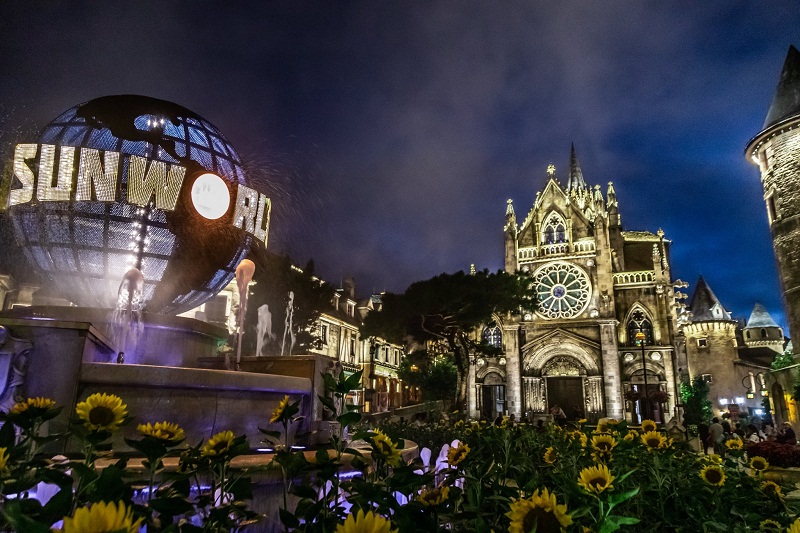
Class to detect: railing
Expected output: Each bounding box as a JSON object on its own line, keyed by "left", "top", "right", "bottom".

{"left": 517, "top": 240, "right": 596, "bottom": 261}
{"left": 613, "top": 271, "right": 655, "bottom": 285}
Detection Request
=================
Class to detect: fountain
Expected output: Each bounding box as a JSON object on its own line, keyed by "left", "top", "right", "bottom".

{"left": 0, "top": 95, "right": 313, "bottom": 454}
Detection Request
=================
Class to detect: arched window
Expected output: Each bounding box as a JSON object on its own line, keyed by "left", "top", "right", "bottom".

{"left": 761, "top": 328, "right": 767, "bottom": 338}
{"left": 627, "top": 307, "right": 653, "bottom": 346}
{"left": 746, "top": 331, "right": 751, "bottom": 339}
{"left": 541, "top": 212, "right": 567, "bottom": 245}
{"left": 483, "top": 326, "right": 502, "bottom": 349}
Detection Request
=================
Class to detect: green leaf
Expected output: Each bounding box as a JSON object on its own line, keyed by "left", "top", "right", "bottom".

{"left": 343, "top": 370, "right": 364, "bottom": 392}
{"left": 41, "top": 486, "right": 74, "bottom": 523}
{"left": 149, "top": 496, "right": 195, "bottom": 515}
{"left": 337, "top": 411, "right": 361, "bottom": 428}
{"left": 228, "top": 475, "right": 254, "bottom": 501}
{"left": 0, "top": 420, "right": 15, "bottom": 448}
{"left": 279, "top": 508, "right": 300, "bottom": 528}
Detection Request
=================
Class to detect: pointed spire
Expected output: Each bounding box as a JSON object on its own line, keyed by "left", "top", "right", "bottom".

{"left": 504, "top": 199, "right": 517, "bottom": 234}
{"left": 764, "top": 45, "right": 800, "bottom": 130}
{"left": 745, "top": 302, "right": 780, "bottom": 329}
{"left": 688, "top": 276, "right": 731, "bottom": 321}
{"left": 606, "top": 182, "right": 618, "bottom": 208}
{"left": 567, "top": 143, "right": 586, "bottom": 191}
{"left": 470, "top": 263, "right": 476, "bottom": 276}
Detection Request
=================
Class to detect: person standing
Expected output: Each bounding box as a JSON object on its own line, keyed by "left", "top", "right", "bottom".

{"left": 708, "top": 418, "right": 724, "bottom": 455}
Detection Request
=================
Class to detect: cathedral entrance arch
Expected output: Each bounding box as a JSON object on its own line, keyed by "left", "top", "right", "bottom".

{"left": 543, "top": 356, "right": 586, "bottom": 422}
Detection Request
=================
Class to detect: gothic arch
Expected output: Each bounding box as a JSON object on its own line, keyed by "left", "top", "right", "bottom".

{"left": 476, "top": 364, "right": 507, "bottom": 381}
{"left": 541, "top": 210, "right": 567, "bottom": 245}
{"left": 623, "top": 302, "right": 655, "bottom": 346}
{"left": 623, "top": 359, "right": 666, "bottom": 381}
{"left": 523, "top": 340, "right": 599, "bottom": 376}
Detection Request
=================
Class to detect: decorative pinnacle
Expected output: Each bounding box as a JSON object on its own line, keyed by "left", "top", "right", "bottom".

{"left": 506, "top": 198, "right": 515, "bottom": 216}
{"left": 546, "top": 163, "right": 556, "bottom": 176}
{"left": 657, "top": 228, "right": 665, "bottom": 238}
{"left": 470, "top": 263, "right": 476, "bottom": 275}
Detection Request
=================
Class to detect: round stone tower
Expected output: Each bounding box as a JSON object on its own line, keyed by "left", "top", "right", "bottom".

{"left": 746, "top": 45, "right": 800, "bottom": 342}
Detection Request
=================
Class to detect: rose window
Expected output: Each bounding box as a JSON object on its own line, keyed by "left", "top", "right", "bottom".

{"left": 534, "top": 262, "right": 591, "bottom": 319}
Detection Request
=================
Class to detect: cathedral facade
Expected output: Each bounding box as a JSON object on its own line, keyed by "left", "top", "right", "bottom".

{"left": 468, "top": 148, "right": 683, "bottom": 424}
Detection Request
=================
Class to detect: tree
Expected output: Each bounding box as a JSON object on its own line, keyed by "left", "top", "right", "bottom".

{"left": 397, "top": 351, "right": 458, "bottom": 405}
{"left": 361, "top": 269, "right": 537, "bottom": 409}
{"left": 242, "top": 250, "right": 335, "bottom": 356}
{"left": 772, "top": 347, "right": 794, "bottom": 370}
{"left": 680, "top": 376, "right": 712, "bottom": 426}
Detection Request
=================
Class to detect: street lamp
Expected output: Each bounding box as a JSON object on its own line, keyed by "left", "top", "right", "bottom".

{"left": 635, "top": 331, "right": 651, "bottom": 421}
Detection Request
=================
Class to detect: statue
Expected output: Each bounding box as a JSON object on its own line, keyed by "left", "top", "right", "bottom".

{"left": 234, "top": 259, "right": 256, "bottom": 370}
{"left": 281, "top": 291, "right": 296, "bottom": 356}
{"left": 111, "top": 268, "right": 145, "bottom": 359}
{"left": 256, "top": 304, "right": 275, "bottom": 356}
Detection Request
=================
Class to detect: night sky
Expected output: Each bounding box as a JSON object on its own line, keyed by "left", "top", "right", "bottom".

{"left": 0, "top": 3, "right": 798, "bottom": 330}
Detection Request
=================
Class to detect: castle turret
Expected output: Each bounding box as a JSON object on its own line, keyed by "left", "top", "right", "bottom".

{"left": 746, "top": 45, "right": 800, "bottom": 342}
{"left": 682, "top": 276, "right": 738, "bottom": 415}
{"left": 743, "top": 303, "right": 784, "bottom": 353}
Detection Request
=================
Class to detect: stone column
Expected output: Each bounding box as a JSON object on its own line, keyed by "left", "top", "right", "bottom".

{"left": 599, "top": 320, "right": 623, "bottom": 419}
{"left": 467, "top": 362, "right": 478, "bottom": 419}
{"left": 662, "top": 349, "right": 678, "bottom": 420}
{"left": 502, "top": 324, "right": 522, "bottom": 417}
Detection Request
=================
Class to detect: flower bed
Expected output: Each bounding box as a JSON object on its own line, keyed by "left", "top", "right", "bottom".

{"left": 2, "top": 375, "right": 800, "bottom": 532}
{"left": 747, "top": 441, "right": 800, "bottom": 468}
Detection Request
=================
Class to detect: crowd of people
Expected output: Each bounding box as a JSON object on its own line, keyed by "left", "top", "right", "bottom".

{"left": 697, "top": 417, "right": 796, "bottom": 454}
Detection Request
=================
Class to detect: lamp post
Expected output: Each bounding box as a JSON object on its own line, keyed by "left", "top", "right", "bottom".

{"left": 635, "top": 331, "right": 650, "bottom": 421}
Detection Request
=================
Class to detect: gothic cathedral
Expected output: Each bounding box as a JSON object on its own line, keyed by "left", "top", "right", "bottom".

{"left": 468, "top": 146, "right": 683, "bottom": 424}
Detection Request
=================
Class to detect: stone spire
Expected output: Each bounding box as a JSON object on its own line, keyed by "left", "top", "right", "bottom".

{"left": 764, "top": 45, "right": 800, "bottom": 130}
{"left": 504, "top": 198, "right": 517, "bottom": 233}
{"left": 606, "top": 182, "right": 618, "bottom": 208}
{"left": 567, "top": 144, "right": 587, "bottom": 192}
{"left": 688, "top": 276, "right": 731, "bottom": 321}
{"left": 746, "top": 302, "right": 780, "bottom": 329}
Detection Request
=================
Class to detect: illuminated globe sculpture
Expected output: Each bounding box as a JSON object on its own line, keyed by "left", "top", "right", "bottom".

{"left": 6, "top": 95, "right": 271, "bottom": 314}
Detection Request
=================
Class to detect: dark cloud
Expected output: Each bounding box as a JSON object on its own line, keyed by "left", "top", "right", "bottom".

{"left": 0, "top": 2, "right": 798, "bottom": 329}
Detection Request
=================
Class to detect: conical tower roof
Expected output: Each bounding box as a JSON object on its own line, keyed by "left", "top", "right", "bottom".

{"left": 567, "top": 144, "right": 586, "bottom": 191}
{"left": 688, "top": 276, "right": 730, "bottom": 321}
{"left": 764, "top": 45, "right": 800, "bottom": 130}
{"left": 745, "top": 302, "right": 780, "bottom": 329}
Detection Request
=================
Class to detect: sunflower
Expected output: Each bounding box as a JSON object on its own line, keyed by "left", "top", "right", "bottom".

{"left": 703, "top": 454, "right": 723, "bottom": 465}
{"left": 641, "top": 419, "right": 657, "bottom": 433}
{"left": 699, "top": 465, "right": 725, "bottom": 487}
{"left": 270, "top": 395, "right": 290, "bottom": 424}
{"left": 75, "top": 393, "right": 127, "bottom": 432}
{"left": 577, "top": 418, "right": 587, "bottom": 425}
{"left": 417, "top": 485, "right": 450, "bottom": 507}
{"left": 591, "top": 434, "right": 618, "bottom": 455}
{"left": 543, "top": 446, "right": 558, "bottom": 464}
{"left": 749, "top": 456, "right": 769, "bottom": 473}
{"left": 761, "top": 481, "right": 784, "bottom": 501}
{"left": 0, "top": 447, "right": 8, "bottom": 472}
{"left": 623, "top": 430, "right": 638, "bottom": 442}
{"left": 578, "top": 464, "right": 615, "bottom": 494}
{"left": 758, "top": 519, "right": 781, "bottom": 531}
{"left": 596, "top": 423, "right": 609, "bottom": 434}
{"left": 137, "top": 421, "right": 185, "bottom": 443}
{"left": 200, "top": 430, "right": 236, "bottom": 457}
{"left": 371, "top": 430, "right": 402, "bottom": 467}
{"left": 9, "top": 397, "right": 57, "bottom": 415}
{"left": 447, "top": 441, "right": 470, "bottom": 467}
{"left": 60, "top": 501, "right": 142, "bottom": 533}
{"left": 335, "top": 509, "right": 397, "bottom": 533}
{"left": 641, "top": 431, "right": 667, "bottom": 449}
{"left": 507, "top": 487, "right": 573, "bottom": 533}
{"left": 725, "top": 439, "right": 743, "bottom": 451}
{"left": 788, "top": 518, "right": 800, "bottom": 533}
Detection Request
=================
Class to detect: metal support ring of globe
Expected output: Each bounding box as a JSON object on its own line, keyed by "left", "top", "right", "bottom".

{"left": 5, "top": 95, "right": 272, "bottom": 314}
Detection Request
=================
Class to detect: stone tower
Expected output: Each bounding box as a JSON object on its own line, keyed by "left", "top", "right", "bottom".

{"left": 746, "top": 45, "right": 800, "bottom": 342}
{"left": 742, "top": 302, "right": 784, "bottom": 354}
{"left": 682, "top": 276, "right": 738, "bottom": 413}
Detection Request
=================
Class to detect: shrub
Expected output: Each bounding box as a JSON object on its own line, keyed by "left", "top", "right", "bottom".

{"left": 747, "top": 441, "right": 800, "bottom": 468}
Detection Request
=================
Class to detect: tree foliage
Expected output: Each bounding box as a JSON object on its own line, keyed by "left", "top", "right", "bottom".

{"left": 397, "top": 352, "right": 457, "bottom": 404}
{"left": 772, "top": 347, "right": 795, "bottom": 370}
{"left": 243, "top": 251, "right": 335, "bottom": 356}
{"left": 361, "top": 269, "right": 537, "bottom": 408}
{"left": 680, "top": 376, "right": 713, "bottom": 426}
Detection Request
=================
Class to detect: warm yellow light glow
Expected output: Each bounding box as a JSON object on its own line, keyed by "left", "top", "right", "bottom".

{"left": 191, "top": 173, "right": 230, "bottom": 220}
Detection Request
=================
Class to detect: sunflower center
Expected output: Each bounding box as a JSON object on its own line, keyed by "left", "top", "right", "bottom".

{"left": 590, "top": 476, "right": 607, "bottom": 489}
{"left": 212, "top": 440, "right": 230, "bottom": 453}
{"left": 522, "top": 507, "right": 562, "bottom": 533}
{"left": 88, "top": 406, "right": 115, "bottom": 426}
{"left": 705, "top": 469, "right": 722, "bottom": 484}
{"left": 646, "top": 438, "right": 661, "bottom": 447}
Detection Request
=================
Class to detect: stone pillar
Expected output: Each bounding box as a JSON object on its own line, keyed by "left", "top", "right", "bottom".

{"left": 661, "top": 349, "right": 678, "bottom": 419}
{"left": 502, "top": 324, "right": 522, "bottom": 417}
{"left": 599, "top": 321, "right": 623, "bottom": 419}
{"left": 467, "top": 361, "right": 478, "bottom": 419}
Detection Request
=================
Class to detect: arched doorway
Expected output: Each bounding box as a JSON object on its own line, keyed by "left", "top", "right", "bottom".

{"left": 479, "top": 371, "right": 506, "bottom": 421}
{"left": 626, "top": 369, "right": 667, "bottom": 424}
{"left": 542, "top": 356, "right": 587, "bottom": 422}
